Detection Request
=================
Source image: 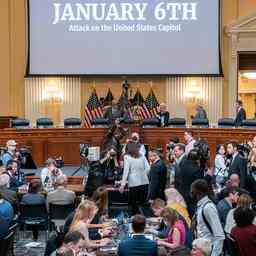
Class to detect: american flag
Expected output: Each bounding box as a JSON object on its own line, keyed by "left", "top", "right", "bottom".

{"left": 139, "top": 89, "right": 159, "bottom": 119}
{"left": 84, "top": 89, "right": 103, "bottom": 128}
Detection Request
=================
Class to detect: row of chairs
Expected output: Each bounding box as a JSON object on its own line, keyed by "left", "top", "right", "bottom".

{"left": 11, "top": 117, "right": 82, "bottom": 129}
{"left": 142, "top": 117, "right": 256, "bottom": 128}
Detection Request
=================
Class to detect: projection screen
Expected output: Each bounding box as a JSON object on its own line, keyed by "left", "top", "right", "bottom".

{"left": 27, "top": 0, "right": 221, "bottom": 75}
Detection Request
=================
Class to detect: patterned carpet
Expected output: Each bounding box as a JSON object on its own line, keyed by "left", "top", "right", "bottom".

{"left": 14, "top": 231, "right": 46, "bottom": 256}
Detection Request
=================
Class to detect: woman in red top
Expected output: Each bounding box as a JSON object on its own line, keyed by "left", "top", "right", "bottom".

{"left": 231, "top": 207, "right": 256, "bottom": 256}
{"left": 157, "top": 207, "right": 186, "bottom": 249}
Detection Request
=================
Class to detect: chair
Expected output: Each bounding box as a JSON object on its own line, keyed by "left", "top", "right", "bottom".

{"left": 11, "top": 118, "right": 30, "bottom": 129}
{"left": 141, "top": 118, "right": 160, "bottom": 128}
{"left": 19, "top": 203, "right": 49, "bottom": 240}
{"left": 64, "top": 118, "right": 81, "bottom": 128}
{"left": 241, "top": 119, "right": 256, "bottom": 129}
{"left": 167, "top": 118, "right": 186, "bottom": 128}
{"left": 218, "top": 118, "right": 235, "bottom": 128}
{"left": 108, "top": 190, "right": 129, "bottom": 218}
{"left": 49, "top": 203, "right": 75, "bottom": 230}
{"left": 0, "top": 231, "right": 15, "bottom": 256}
{"left": 36, "top": 118, "right": 54, "bottom": 128}
{"left": 192, "top": 118, "right": 209, "bottom": 128}
{"left": 91, "top": 118, "right": 110, "bottom": 128}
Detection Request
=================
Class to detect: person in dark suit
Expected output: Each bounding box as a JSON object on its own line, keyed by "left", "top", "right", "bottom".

{"left": 173, "top": 143, "right": 187, "bottom": 192}
{"left": 176, "top": 149, "right": 203, "bottom": 217}
{"left": 235, "top": 100, "right": 246, "bottom": 127}
{"left": 0, "top": 173, "right": 17, "bottom": 206}
{"left": 157, "top": 103, "right": 170, "bottom": 127}
{"left": 148, "top": 150, "right": 167, "bottom": 201}
{"left": 193, "top": 104, "right": 207, "bottom": 119}
{"left": 226, "top": 141, "right": 247, "bottom": 188}
{"left": 117, "top": 214, "right": 158, "bottom": 256}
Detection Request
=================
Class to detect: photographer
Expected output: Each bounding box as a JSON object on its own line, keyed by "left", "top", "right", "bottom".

{"left": 5, "top": 160, "right": 24, "bottom": 190}
{"left": 166, "top": 136, "right": 179, "bottom": 162}
{"left": 122, "top": 132, "right": 146, "bottom": 156}
{"left": 100, "top": 147, "right": 121, "bottom": 185}
{"left": 1, "top": 140, "right": 19, "bottom": 167}
{"left": 40, "top": 158, "right": 63, "bottom": 191}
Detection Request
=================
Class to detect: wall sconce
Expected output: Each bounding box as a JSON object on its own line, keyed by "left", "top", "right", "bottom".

{"left": 185, "top": 80, "right": 202, "bottom": 102}
{"left": 43, "top": 85, "right": 63, "bottom": 104}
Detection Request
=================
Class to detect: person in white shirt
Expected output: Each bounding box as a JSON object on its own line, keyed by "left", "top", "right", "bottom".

{"left": 191, "top": 179, "right": 225, "bottom": 256}
{"left": 214, "top": 145, "right": 228, "bottom": 187}
{"left": 40, "top": 158, "right": 63, "bottom": 190}
{"left": 120, "top": 142, "right": 150, "bottom": 215}
{"left": 184, "top": 130, "right": 196, "bottom": 154}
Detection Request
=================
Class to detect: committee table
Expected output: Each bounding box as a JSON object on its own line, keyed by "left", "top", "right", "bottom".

{"left": 0, "top": 127, "right": 255, "bottom": 166}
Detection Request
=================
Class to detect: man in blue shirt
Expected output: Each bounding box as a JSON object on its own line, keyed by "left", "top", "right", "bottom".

{"left": 0, "top": 193, "right": 14, "bottom": 224}
{"left": 1, "top": 140, "right": 17, "bottom": 167}
{"left": 118, "top": 214, "right": 158, "bottom": 256}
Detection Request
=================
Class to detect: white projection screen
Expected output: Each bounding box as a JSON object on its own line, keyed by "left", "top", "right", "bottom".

{"left": 27, "top": 0, "right": 221, "bottom": 75}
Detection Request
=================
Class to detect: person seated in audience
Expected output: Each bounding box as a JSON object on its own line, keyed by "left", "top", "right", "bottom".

{"left": 90, "top": 186, "right": 108, "bottom": 220}
{"left": 69, "top": 200, "right": 111, "bottom": 248}
{"left": 54, "top": 231, "right": 86, "bottom": 256}
{"left": 191, "top": 238, "right": 212, "bottom": 256}
{"left": 231, "top": 207, "right": 256, "bottom": 256}
{"left": 217, "top": 187, "right": 239, "bottom": 227}
{"left": 157, "top": 103, "right": 170, "bottom": 127}
{"left": 214, "top": 144, "right": 228, "bottom": 188}
{"left": 41, "top": 158, "right": 63, "bottom": 190}
{"left": 117, "top": 214, "right": 158, "bottom": 256}
{"left": 184, "top": 130, "right": 196, "bottom": 154}
{"left": 0, "top": 173, "right": 17, "bottom": 206}
{"left": 0, "top": 215, "right": 9, "bottom": 240}
{"left": 246, "top": 147, "right": 256, "bottom": 199}
{"left": 225, "top": 193, "right": 256, "bottom": 234}
{"left": 218, "top": 174, "right": 249, "bottom": 201}
{"left": 46, "top": 175, "right": 75, "bottom": 209}
{"left": 0, "top": 193, "right": 14, "bottom": 224}
{"left": 21, "top": 179, "right": 45, "bottom": 205}
{"left": 157, "top": 207, "right": 186, "bottom": 249}
{"left": 1, "top": 140, "right": 18, "bottom": 167}
{"left": 5, "top": 160, "right": 24, "bottom": 191}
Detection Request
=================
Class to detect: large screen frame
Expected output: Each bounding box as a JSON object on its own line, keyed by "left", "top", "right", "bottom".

{"left": 25, "top": 0, "right": 223, "bottom": 77}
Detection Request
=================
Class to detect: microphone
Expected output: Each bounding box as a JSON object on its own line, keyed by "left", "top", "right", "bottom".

{"left": 44, "top": 176, "right": 49, "bottom": 185}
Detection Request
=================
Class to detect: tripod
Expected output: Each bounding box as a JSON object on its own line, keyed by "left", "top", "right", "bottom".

{"left": 71, "top": 156, "right": 89, "bottom": 176}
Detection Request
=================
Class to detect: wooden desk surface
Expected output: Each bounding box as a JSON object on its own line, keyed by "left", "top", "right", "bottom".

{"left": 0, "top": 127, "right": 255, "bottom": 166}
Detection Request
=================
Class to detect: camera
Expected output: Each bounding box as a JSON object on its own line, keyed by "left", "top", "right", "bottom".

{"left": 131, "top": 136, "right": 138, "bottom": 143}
{"left": 80, "top": 144, "right": 89, "bottom": 158}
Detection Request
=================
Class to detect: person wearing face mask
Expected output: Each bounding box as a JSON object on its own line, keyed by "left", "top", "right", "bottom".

{"left": 1, "top": 140, "right": 18, "bottom": 167}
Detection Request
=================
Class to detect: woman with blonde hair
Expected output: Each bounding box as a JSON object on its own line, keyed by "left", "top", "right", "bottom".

{"left": 225, "top": 193, "right": 256, "bottom": 234}
{"left": 165, "top": 188, "right": 191, "bottom": 227}
{"left": 70, "top": 200, "right": 110, "bottom": 249}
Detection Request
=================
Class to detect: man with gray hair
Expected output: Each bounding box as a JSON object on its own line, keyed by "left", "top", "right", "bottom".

{"left": 46, "top": 175, "right": 75, "bottom": 209}
{"left": 0, "top": 173, "right": 17, "bottom": 205}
